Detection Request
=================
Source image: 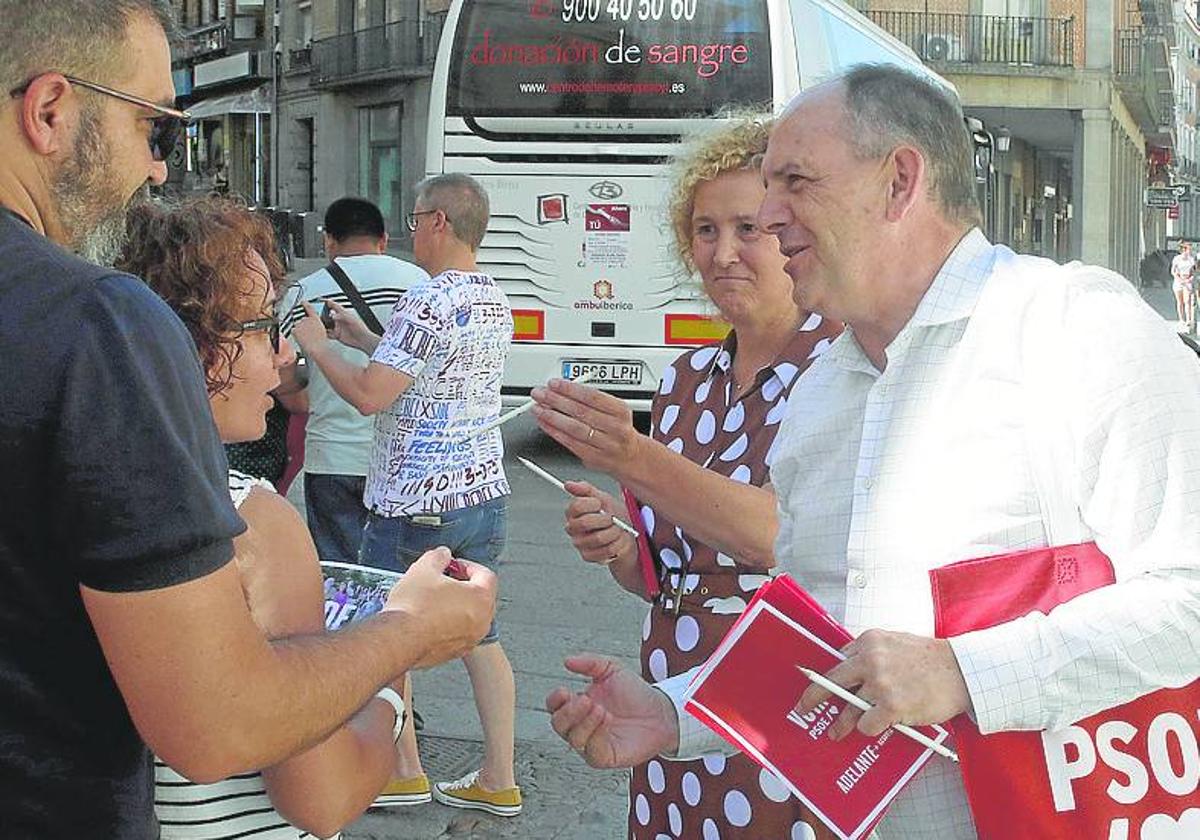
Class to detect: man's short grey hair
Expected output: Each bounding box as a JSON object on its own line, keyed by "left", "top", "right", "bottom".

{"left": 415, "top": 173, "right": 490, "bottom": 252}
{"left": 0, "top": 1, "right": 177, "bottom": 95}
{"left": 837, "top": 64, "right": 982, "bottom": 228}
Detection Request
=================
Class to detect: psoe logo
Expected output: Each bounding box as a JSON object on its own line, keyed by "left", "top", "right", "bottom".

{"left": 593, "top": 279, "right": 614, "bottom": 300}
{"left": 589, "top": 180, "right": 623, "bottom": 200}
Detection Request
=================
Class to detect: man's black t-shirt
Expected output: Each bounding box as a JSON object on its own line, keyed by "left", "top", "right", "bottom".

{"left": 0, "top": 208, "right": 245, "bottom": 837}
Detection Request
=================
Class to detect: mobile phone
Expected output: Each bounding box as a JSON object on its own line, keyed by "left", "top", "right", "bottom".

{"left": 292, "top": 354, "right": 310, "bottom": 388}
{"left": 319, "top": 301, "right": 335, "bottom": 330}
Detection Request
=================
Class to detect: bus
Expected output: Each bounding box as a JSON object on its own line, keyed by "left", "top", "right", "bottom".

{"left": 425, "top": 0, "right": 954, "bottom": 408}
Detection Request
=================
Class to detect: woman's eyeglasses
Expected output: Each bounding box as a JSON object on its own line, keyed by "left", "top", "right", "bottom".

{"left": 241, "top": 317, "right": 282, "bottom": 354}
{"left": 8, "top": 73, "right": 191, "bottom": 162}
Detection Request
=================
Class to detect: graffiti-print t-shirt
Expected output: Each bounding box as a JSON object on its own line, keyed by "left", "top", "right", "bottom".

{"left": 365, "top": 269, "right": 512, "bottom": 516}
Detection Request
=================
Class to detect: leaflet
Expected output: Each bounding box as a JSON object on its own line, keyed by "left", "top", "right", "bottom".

{"left": 683, "top": 575, "right": 951, "bottom": 840}
{"left": 320, "top": 561, "right": 401, "bottom": 631}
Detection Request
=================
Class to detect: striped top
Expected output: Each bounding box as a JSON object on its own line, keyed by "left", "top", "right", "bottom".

{"left": 154, "top": 470, "right": 322, "bottom": 840}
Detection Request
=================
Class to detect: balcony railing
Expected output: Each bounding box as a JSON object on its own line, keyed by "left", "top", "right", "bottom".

{"left": 1176, "top": 157, "right": 1200, "bottom": 181}
{"left": 176, "top": 21, "right": 228, "bottom": 61}
{"left": 1114, "top": 28, "right": 1176, "bottom": 135}
{"left": 311, "top": 15, "right": 444, "bottom": 87}
{"left": 1114, "top": 29, "right": 1143, "bottom": 78}
{"left": 1159, "top": 92, "right": 1177, "bottom": 128}
{"left": 866, "top": 11, "right": 1075, "bottom": 67}
{"left": 288, "top": 46, "right": 312, "bottom": 73}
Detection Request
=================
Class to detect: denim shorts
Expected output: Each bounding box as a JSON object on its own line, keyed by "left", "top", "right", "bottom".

{"left": 358, "top": 496, "right": 507, "bottom": 644}
{"left": 304, "top": 473, "right": 369, "bottom": 564}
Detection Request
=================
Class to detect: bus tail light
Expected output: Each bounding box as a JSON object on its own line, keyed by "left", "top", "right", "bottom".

{"left": 664, "top": 314, "right": 730, "bottom": 346}
{"left": 512, "top": 309, "right": 545, "bottom": 341}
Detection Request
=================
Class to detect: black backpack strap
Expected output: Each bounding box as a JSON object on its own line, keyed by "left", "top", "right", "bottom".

{"left": 326, "top": 259, "right": 384, "bottom": 336}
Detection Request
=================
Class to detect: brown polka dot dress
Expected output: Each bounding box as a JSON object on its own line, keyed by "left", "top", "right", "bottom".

{"left": 627, "top": 314, "right": 843, "bottom": 840}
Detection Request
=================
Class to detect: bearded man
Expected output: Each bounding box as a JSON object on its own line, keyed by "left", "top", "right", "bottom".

{"left": 0, "top": 3, "right": 496, "bottom": 836}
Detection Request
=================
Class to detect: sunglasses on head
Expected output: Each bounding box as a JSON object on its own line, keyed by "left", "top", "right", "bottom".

{"left": 8, "top": 73, "right": 191, "bottom": 162}
{"left": 241, "top": 317, "right": 282, "bottom": 354}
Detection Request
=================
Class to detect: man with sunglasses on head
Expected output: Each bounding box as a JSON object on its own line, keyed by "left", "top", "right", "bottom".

{"left": 0, "top": 3, "right": 498, "bottom": 837}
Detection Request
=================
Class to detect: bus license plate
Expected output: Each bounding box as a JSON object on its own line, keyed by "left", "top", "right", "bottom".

{"left": 561, "top": 360, "right": 642, "bottom": 386}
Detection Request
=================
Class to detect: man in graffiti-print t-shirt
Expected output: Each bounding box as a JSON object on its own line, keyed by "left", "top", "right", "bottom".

{"left": 364, "top": 266, "right": 510, "bottom": 516}
{"left": 291, "top": 173, "right": 522, "bottom": 814}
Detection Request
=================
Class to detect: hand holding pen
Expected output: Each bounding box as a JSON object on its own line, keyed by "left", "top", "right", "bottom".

{"left": 518, "top": 457, "right": 639, "bottom": 566}
{"left": 797, "top": 667, "right": 958, "bottom": 762}
{"left": 560, "top": 478, "right": 639, "bottom": 568}
{"left": 471, "top": 371, "right": 597, "bottom": 438}
{"left": 795, "top": 629, "right": 974, "bottom": 753}
{"left": 530, "top": 375, "right": 643, "bottom": 478}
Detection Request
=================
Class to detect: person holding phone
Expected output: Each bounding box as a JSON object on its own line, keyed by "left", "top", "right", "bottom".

{"left": 277, "top": 198, "right": 428, "bottom": 571}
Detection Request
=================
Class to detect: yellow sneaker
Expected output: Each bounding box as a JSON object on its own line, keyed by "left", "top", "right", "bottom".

{"left": 373, "top": 773, "right": 432, "bottom": 807}
{"left": 432, "top": 770, "right": 522, "bottom": 817}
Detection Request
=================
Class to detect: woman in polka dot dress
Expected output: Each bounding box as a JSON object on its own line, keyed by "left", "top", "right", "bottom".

{"left": 533, "top": 117, "right": 842, "bottom": 839}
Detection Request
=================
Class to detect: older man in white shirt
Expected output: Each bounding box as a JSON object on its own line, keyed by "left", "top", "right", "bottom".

{"left": 542, "top": 65, "right": 1200, "bottom": 838}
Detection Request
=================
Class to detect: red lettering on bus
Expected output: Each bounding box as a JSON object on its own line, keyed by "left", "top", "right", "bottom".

{"left": 469, "top": 29, "right": 600, "bottom": 66}
{"left": 646, "top": 41, "right": 751, "bottom": 78}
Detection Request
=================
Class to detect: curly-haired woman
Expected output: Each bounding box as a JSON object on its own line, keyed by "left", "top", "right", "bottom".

{"left": 533, "top": 116, "right": 843, "bottom": 839}
{"left": 119, "top": 197, "right": 401, "bottom": 839}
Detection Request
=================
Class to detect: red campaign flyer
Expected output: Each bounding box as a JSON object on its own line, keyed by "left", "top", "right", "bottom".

{"left": 683, "top": 575, "right": 951, "bottom": 840}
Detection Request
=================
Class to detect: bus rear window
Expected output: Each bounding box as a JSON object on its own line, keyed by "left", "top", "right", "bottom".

{"left": 448, "top": 0, "right": 772, "bottom": 119}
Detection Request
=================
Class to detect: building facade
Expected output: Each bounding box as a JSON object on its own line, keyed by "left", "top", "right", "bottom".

{"left": 249, "top": 0, "right": 1184, "bottom": 277}
{"left": 861, "top": 0, "right": 1176, "bottom": 284}
{"left": 169, "top": 0, "right": 275, "bottom": 203}
{"left": 272, "top": 0, "right": 447, "bottom": 247}
{"left": 1169, "top": 0, "right": 1200, "bottom": 242}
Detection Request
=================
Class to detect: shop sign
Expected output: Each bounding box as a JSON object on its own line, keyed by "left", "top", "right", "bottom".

{"left": 1145, "top": 187, "right": 1179, "bottom": 210}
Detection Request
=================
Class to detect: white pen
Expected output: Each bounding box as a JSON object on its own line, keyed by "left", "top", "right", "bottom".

{"left": 472, "top": 371, "right": 598, "bottom": 438}
{"left": 796, "top": 666, "right": 960, "bottom": 763}
{"left": 516, "top": 456, "right": 640, "bottom": 538}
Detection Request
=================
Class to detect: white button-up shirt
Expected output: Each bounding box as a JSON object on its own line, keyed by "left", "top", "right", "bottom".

{"left": 658, "top": 230, "right": 1200, "bottom": 838}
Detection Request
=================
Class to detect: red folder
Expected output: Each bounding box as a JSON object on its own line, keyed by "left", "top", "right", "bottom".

{"left": 684, "top": 575, "right": 950, "bottom": 840}
{"left": 621, "top": 487, "right": 660, "bottom": 599}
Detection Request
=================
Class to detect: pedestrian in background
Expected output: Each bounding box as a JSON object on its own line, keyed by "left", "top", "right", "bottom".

{"left": 533, "top": 114, "right": 841, "bottom": 839}
{"left": 293, "top": 173, "right": 522, "bottom": 816}
{"left": 1172, "top": 239, "right": 1196, "bottom": 332}
{"left": 278, "top": 197, "right": 427, "bottom": 565}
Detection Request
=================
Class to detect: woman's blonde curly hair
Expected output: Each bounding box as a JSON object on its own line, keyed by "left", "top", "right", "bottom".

{"left": 667, "top": 108, "right": 774, "bottom": 274}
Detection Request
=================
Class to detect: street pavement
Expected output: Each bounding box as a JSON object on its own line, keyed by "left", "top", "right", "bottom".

{"left": 282, "top": 260, "right": 1190, "bottom": 840}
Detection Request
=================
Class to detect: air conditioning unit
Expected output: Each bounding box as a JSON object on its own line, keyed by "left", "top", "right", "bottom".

{"left": 913, "top": 33, "right": 963, "bottom": 62}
